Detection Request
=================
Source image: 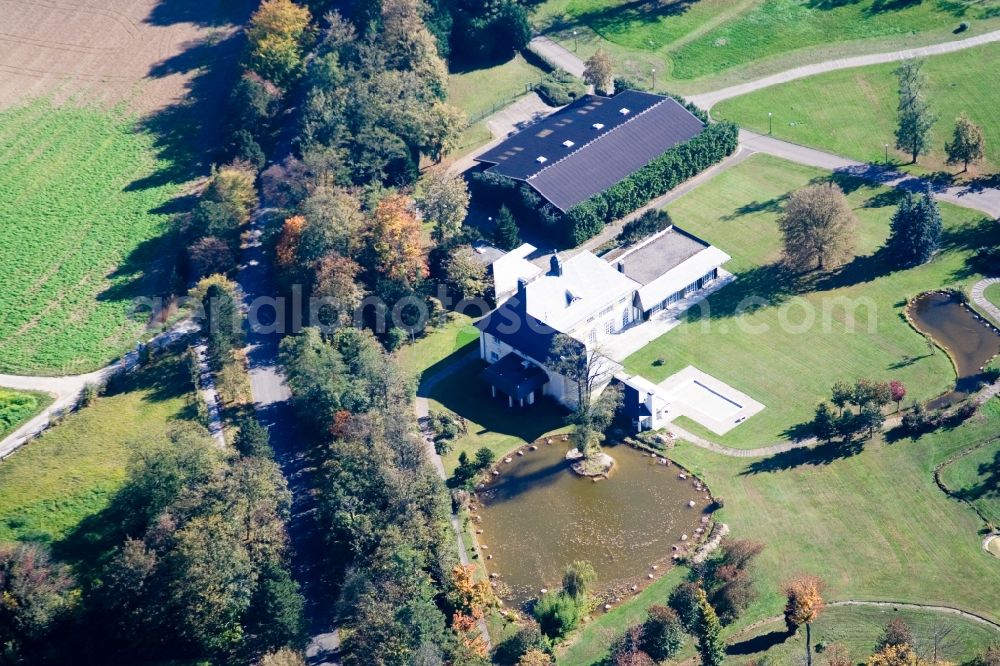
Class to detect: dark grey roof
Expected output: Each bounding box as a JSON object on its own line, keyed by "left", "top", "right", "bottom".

{"left": 480, "top": 353, "right": 549, "bottom": 400}
{"left": 529, "top": 98, "right": 705, "bottom": 211}
{"left": 614, "top": 227, "right": 709, "bottom": 285}
{"left": 475, "top": 91, "right": 705, "bottom": 212}
{"left": 476, "top": 91, "right": 664, "bottom": 180}
{"left": 475, "top": 294, "right": 584, "bottom": 365}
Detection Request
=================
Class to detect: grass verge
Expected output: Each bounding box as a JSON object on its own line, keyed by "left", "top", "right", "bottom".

{"left": 623, "top": 154, "right": 997, "bottom": 449}
{"left": 714, "top": 42, "right": 1000, "bottom": 173}
{"left": 448, "top": 54, "right": 548, "bottom": 123}
{"left": 0, "top": 352, "right": 199, "bottom": 549}
{"left": 395, "top": 312, "right": 479, "bottom": 380}
{"left": 0, "top": 389, "right": 53, "bottom": 441}
{"left": 986, "top": 283, "right": 1000, "bottom": 311}
{"left": 939, "top": 438, "right": 1000, "bottom": 526}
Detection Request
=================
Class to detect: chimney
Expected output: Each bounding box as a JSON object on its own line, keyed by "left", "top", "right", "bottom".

{"left": 516, "top": 277, "right": 528, "bottom": 304}
{"left": 617, "top": 261, "right": 625, "bottom": 273}
{"left": 549, "top": 253, "right": 563, "bottom": 277}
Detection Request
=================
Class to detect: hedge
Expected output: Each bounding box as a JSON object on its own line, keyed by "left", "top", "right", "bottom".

{"left": 470, "top": 120, "right": 738, "bottom": 248}
{"left": 565, "top": 121, "right": 738, "bottom": 245}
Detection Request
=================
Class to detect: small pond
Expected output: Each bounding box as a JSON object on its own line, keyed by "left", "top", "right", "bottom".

{"left": 475, "top": 441, "right": 711, "bottom": 607}
{"left": 907, "top": 291, "right": 1000, "bottom": 408}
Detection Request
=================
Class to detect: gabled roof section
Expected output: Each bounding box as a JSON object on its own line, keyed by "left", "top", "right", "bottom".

{"left": 475, "top": 91, "right": 705, "bottom": 212}
{"left": 476, "top": 293, "right": 579, "bottom": 365}
{"left": 491, "top": 243, "right": 542, "bottom": 298}
{"left": 475, "top": 90, "right": 665, "bottom": 181}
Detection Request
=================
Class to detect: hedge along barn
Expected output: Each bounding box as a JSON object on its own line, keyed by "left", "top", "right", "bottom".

{"left": 471, "top": 90, "right": 738, "bottom": 246}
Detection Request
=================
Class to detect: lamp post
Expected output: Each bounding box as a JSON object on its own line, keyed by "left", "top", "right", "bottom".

{"left": 650, "top": 67, "right": 656, "bottom": 91}
{"left": 884, "top": 143, "right": 889, "bottom": 165}
{"left": 768, "top": 112, "right": 773, "bottom": 135}
{"left": 573, "top": 30, "right": 578, "bottom": 52}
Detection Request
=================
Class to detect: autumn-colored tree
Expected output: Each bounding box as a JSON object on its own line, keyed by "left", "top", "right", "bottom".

{"left": 368, "top": 194, "right": 428, "bottom": 286}
{"left": 453, "top": 611, "right": 489, "bottom": 657}
{"left": 785, "top": 575, "right": 825, "bottom": 666}
{"left": 518, "top": 649, "right": 554, "bottom": 666}
{"left": 312, "top": 254, "right": 363, "bottom": 329}
{"left": 890, "top": 380, "right": 907, "bottom": 413}
{"left": 824, "top": 642, "right": 852, "bottom": 666}
{"left": 189, "top": 235, "right": 236, "bottom": 279}
{"left": 778, "top": 183, "right": 857, "bottom": 272}
{"left": 445, "top": 246, "right": 489, "bottom": 300}
{"left": 876, "top": 617, "right": 914, "bottom": 653}
{"left": 276, "top": 215, "right": 307, "bottom": 269}
{"left": 583, "top": 50, "right": 615, "bottom": 95}
{"left": 609, "top": 624, "right": 655, "bottom": 666}
{"left": 867, "top": 643, "right": 925, "bottom": 666}
{"left": 449, "top": 564, "right": 496, "bottom": 617}
{"left": 0, "top": 543, "right": 75, "bottom": 659}
{"left": 259, "top": 648, "right": 307, "bottom": 666}
{"left": 246, "top": 0, "right": 312, "bottom": 88}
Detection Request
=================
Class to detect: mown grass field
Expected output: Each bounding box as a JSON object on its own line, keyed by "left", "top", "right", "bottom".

{"left": 623, "top": 154, "right": 997, "bottom": 449}
{"left": 714, "top": 42, "right": 1000, "bottom": 172}
{"left": 668, "top": 399, "right": 1000, "bottom": 628}
{"left": 986, "top": 282, "right": 1000, "bottom": 310}
{"left": 534, "top": 0, "right": 1000, "bottom": 90}
{"left": 0, "top": 389, "right": 52, "bottom": 441}
{"left": 0, "top": 353, "right": 198, "bottom": 549}
{"left": 0, "top": 100, "right": 180, "bottom": 375}
{"left": 395, "top": 312, "right": 479, "bottom": 380}
{"left": 448, "top": 54, "right": 548, "bottom": 123}
{"left": 939, "top": 438, "right": 1000, "bottom": 525}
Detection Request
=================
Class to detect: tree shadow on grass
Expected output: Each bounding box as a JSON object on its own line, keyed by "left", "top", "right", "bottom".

{"left": 741, "top": 438, "right": 865, "bottom": 475}
{"left": 952, "top": 449, "right": 1000, "bottom": 502}
{"left": 539, "top": 0, "right": 700, "bottom": 42}
{"left": 682, "top": 263, "right": 801, "bottom": 322}
{"left": 727, "top": 629, "right": 794, "bottom": 656}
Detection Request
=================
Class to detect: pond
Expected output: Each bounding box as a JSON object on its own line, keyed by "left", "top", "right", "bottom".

{"left": 475, "top": 441, "right": 711, "bottom": 607}
{"left": 907, "top": 291, "right": 1000, "bottom": 408}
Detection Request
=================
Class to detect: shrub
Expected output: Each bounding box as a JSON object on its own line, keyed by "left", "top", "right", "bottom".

{"left": 641, "top": 605, "right": 684, "bottom": 661}
{"left": 533, "top": 591, "right": 580, "bottom": 638}
{"left": 668, "top": 582, "right": 702, "bottom": 632}
{"left": 619, "top": 209, "right": 673, "bottom": 247}
{"left": 535, "top": 70, "right": 587, "bottom": 106}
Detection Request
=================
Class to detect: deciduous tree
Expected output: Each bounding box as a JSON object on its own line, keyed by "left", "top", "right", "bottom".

{"left": 876, "top": 617, "right": 914, "bottom": 653}
{"left": 785, "top": 575, "right": 825, "bottom": 666}
{"left": 445, "top": 246, "right": 489, "bottom": 300}
{"left": 561, "top": 560, "right": 597, "bottom": 601}
{"left": 247, "top": 0, "right": 313, "bottom": 88}
{"left": 367, "top": 193, "right": 428, "bottom": 287}
{"left": 415, "top": 171, "right": 471, "bottom": 245}
{"left": 641, "top": 605, "right": 684, "bottom": 661}
{"left": 312, "top": 254, "right": 364, "bottom": 329}
{"left": 583, "top": 50, "right": 615, "bottom": 96}
{"left": 894, "top": 60, "right": 936, "bottom": 164}
{"left": 945, "top": 113, "right": 984, "bottom": 172}
{"left": 778, "top": 183, "right": 857, "bottom": 272}
{"left": 890, "top": 380, "right": 907, "bottom": 413}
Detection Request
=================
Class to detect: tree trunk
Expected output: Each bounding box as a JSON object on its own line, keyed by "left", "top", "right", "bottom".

{"left": 805, "top": 622, "right": 812, "bottom": 666}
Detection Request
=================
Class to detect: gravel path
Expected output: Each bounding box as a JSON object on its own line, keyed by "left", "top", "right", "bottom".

{"left": 971, "top": 278, "right": 1000, "bottom": 326}
{"left": 688, "top": 28, "right": 1000, "bottom": 110}
{"left": 528, "top": 35, "right": 587, "bottom": 78}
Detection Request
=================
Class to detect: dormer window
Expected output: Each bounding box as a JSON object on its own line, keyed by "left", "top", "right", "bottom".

{"left": 562, "top": 140, "right": 575, "bottom": 148}
{"left": 592, "top": 123, "right": 605, "bottom": 130}
{"left": 619, "top": 107, "right": 630, "bottom": 115}
{"left": 536, "top": 156, "right": 548, "bottom": 164}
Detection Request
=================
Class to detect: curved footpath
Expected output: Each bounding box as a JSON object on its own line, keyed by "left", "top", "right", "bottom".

{"left": 687, "top": 28, "right": 1000, "bottom": 110}
{"left": 971, "top": 278, "right": 1000, "bottom": 326}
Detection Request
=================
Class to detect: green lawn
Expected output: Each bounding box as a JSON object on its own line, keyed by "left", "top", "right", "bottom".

{"left": 623, "top": 154, "right": 997, "bottom": 449}
{"left": 986, "top": 282, "right": 1000, "bottom": 310}
{"left": 715, "top": 42, "right": 1000, "bottom": 173}
{"left": 939, "top": 438, "right": 1000, "bottom": 525}
{"left": 0, "top": 389, "right": 52, "bottom": 441}
{"left": 727, "top": 605, "right": 999, "bottom": 665}
{"left": 668, "top": 398, "right": 1000, "bottom": 628}
{"left": 0, "top": 100, "right": 181, "bottom": 375}
{"left": 448, "top": 54, "right": 548, "bottom": 123}
{"left": 0, "top": 353, "right": 199, "bottom": 549}
{"left": 395, "top": 312, "right": 479, "bottom": 379}
{"left": 427, "top": 360, "right": 570, "bottom": 473}
{"left": 534, "top": 0, "right": 1000, "bottom": 91}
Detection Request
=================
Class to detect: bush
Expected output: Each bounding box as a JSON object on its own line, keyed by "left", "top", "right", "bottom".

{"left": 533, "top": 591, "right": 580, "bottom": 638}
{"left": 641, "top": 605, "right": 684, "bottom": 661}
{"left": 619, "top": 209, "right": 672, "bottom": 247}
{"left": 667, "top": 582, "right": 701, "bottom": 632}
{"left": 535, "top": 70, "right": 588, "bottom": 107}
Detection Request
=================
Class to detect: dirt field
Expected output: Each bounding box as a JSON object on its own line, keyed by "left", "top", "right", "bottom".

{"left": 0, "top": 0, "right": 253, "bottom": 114}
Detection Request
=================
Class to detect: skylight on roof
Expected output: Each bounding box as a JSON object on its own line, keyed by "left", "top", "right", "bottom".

{"left": 562, "top": 140, "right": 574, "bottom": 148}
{"left": 536, "top": 156, "right": 548, "bottom": 164}
{"left": 619, "top": 107, "right": 630, "bottom": 115}
{"left": 592, "top": 123, "right": 605, "bottom": 130}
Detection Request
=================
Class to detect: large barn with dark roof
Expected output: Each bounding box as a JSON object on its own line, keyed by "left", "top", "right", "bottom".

{"left": 474, "top": 90, "right": 706, "bottom": 212}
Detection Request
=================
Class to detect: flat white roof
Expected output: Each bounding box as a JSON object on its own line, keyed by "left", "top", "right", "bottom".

{"left": 634, "top": 246, "right": 731, "bottom": 312}
{"left": 491, "top": 243, "right": 543, "bottom": 298}
{"left": 524, "top": 251, "right": 639, "bottom": 333}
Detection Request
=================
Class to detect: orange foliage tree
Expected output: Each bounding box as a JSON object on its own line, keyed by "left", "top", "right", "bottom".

{"left": 367, "top": 194, "right": 427, "bottom": 286}
{"left": 275, "top": 215, "right": 306, "bottom": 269}
{"left": 785, "top": 575, "right": 825, "bottom": 666}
